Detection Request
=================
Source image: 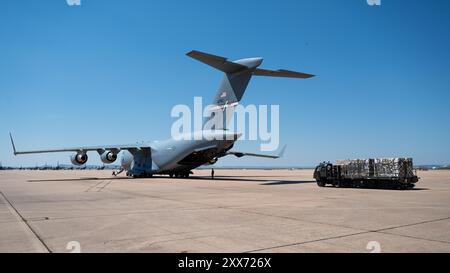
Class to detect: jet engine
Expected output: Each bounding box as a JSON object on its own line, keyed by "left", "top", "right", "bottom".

{"left": 100, "top": 151, "right": 118, "bottom": 164}
{"left": 70, "top": 152, "right": 88, "bottom": 166}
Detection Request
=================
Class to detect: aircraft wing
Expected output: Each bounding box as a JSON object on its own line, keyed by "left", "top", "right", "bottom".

{"left": 9, "top": 133, "right": 149, "bottom": 155}
{"left": 225, "top": 145, "right": 286, "bottom": 159}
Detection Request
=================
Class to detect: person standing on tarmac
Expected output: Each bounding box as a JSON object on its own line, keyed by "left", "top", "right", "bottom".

{"left": 211, "top": 168, "right": 215, "bottom": 180}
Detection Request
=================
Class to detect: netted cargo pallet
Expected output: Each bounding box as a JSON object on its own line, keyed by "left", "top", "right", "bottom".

{"left": 337, "top": 158, "right": 415, "bottom": 179}
{"left": 337, "top": 159, "right": 371, "bottom": 179}
{"left": 374, "top": 158, "right": 414, "bottom": 178}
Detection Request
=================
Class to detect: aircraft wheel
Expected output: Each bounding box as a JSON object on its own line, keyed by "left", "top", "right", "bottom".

{"left": 169, "top": 174, "right": 174, "bottom": 178}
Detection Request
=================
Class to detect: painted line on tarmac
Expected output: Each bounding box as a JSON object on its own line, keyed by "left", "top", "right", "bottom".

{"left": 0, "top": 191, "right": 51, "bottom": 253}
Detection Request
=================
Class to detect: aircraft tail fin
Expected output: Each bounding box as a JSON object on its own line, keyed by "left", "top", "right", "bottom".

{"left": 187, "top": 50, "right": 314, "bottom": 106}
{"left": 187, "top": 50, "right": 263, "bottom": 107}
{"left": 187, "top": 50, "right": 314, "bottom": 129}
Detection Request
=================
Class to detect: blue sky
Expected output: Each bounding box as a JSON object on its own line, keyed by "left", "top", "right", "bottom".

{"left": 1, "top": 0, "right": 449, "bottom": 167}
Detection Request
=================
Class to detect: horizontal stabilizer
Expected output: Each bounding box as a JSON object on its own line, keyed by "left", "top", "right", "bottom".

{"left": 187, "top": 49, "right": 314, "bottom": 130}
{"left": 254, "top": 68, "right": 314, "bottom": 78}
{"left": 226, "top": 145, "right": 287, "bottom": 159}
{"left": 186, "top": 50, "right": 247, "bottom": 74}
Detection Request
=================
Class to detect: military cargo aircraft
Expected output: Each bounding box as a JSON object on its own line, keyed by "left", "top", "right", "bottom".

{"left": 10, "top": 50, "right": 313, "bottom": 178}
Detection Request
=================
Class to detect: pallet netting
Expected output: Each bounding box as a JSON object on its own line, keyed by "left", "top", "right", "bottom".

{"left": 337, "top": 158, "right": 415, "bottom": 179}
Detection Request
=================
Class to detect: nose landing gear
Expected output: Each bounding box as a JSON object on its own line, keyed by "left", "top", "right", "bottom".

{"left": 112, "top": 169, "right": 124, "bottom": 177}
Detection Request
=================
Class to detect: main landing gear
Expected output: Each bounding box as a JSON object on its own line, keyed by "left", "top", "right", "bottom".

{"left": 125, "top": 171, "right": 194, "bottom": 179}
{"left": 169, "top": 172, "right": 190, "bottom": 178}
{"left": 168, "top": 171, "right": 194, "bottom": 178}
{"left": 126, "top": 171, "right": 153, "bottom": 178}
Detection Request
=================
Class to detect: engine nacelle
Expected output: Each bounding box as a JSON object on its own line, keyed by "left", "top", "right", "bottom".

{"left": 100, "top": 151, "right": 118, "bottom": 164}
{"left": 70, "top": 153, "right": 88, "bottom": 166}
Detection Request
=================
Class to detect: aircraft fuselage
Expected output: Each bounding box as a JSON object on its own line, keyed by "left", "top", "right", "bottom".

{"left": 121, "top": 130, "right": 240, "bottom": 177}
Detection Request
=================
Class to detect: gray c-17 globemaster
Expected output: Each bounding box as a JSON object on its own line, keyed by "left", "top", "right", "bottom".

{"left": 9, "top": 50, "right": 314, "bottom": 178}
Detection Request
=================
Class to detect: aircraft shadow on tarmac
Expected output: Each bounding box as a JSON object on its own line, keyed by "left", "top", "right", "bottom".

{"left": 27, "top": 177, "right": 132, "bottom": 183}
{"left": 27, "top": 176, "right": 426, "bottom": 190}
{"left": 189, "top": 176, "right": 316, "bottom": 185}
{"left": 27, "top": 175, "right": 316, "bottom": 185}
{"left": 259, "top": 180, "right": 317, "bottom": 185}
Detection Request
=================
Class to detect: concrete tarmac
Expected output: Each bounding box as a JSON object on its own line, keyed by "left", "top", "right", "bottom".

{"left": 0, "top": 169, "right": 449, "bottom": 253}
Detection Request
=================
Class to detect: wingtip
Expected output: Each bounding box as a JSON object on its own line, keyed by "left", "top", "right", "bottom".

{"left": 186, "top": 50, "right": 197, "bottom": 56}
{"left": 279, "top": 145, "right": 287, "bottom": 158}
{"left": 9, "top": 132, "right": 17, "bottom": 155}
